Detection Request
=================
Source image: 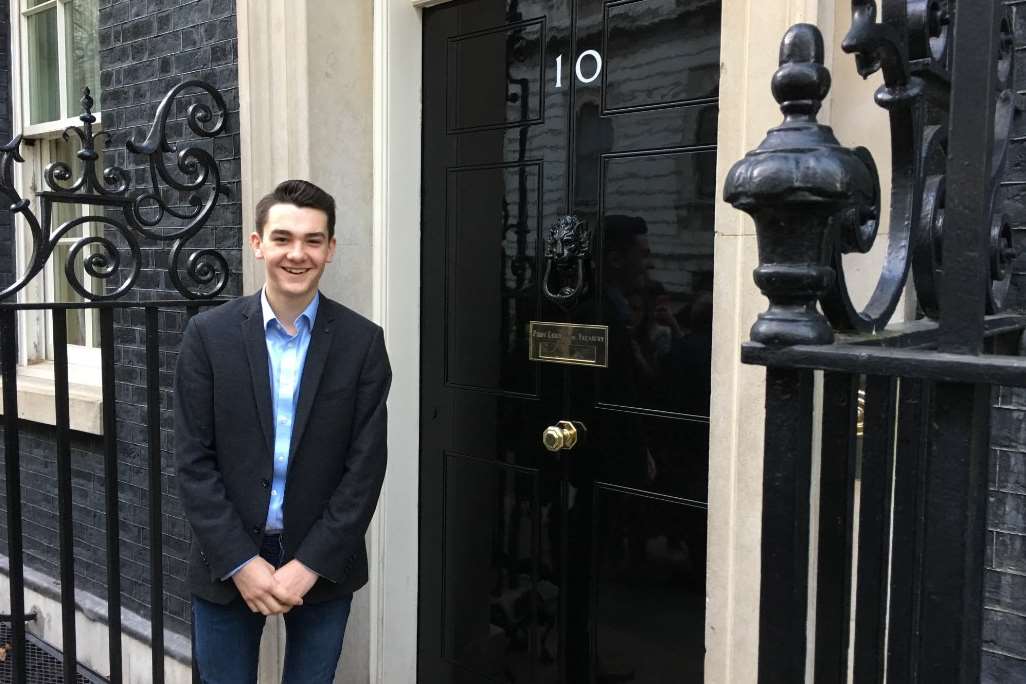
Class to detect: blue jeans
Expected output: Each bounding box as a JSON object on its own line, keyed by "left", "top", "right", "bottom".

{"left": 192, "top": 535, "right": 353, "bottom": 683}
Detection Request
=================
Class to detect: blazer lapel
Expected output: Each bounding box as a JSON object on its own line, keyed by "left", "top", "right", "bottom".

{"left": 288, "top": 303, "right": 336, "bottom": 465}
{"left": 241, "top": 295, "right": 275, "bottom": 457}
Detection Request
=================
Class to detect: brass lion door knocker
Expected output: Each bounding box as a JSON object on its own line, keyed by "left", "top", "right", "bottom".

{"left": 543, "top": 215, "right": 592, "bottom": 310}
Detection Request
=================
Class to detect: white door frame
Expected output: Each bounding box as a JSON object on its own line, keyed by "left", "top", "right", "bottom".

{"left": 368, "top": 0, "right": 432, "bottom": 681}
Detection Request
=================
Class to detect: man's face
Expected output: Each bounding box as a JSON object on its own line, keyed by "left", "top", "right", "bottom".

{"left": 249, "top": 203, "right": 336, "bottom": 303}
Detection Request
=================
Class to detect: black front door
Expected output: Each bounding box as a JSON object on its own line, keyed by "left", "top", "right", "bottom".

{"left": 420, "top": 1, "right": 721, "bottom": 681}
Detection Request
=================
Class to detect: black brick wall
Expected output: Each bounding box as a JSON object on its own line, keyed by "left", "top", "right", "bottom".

{"left": 96, "top": 0, "right": 241, "bottom": 635}
{"left": 985, "top": 2, "right": 1026, "bottom": 680}
{"left": 0, "top": 0, "right": 239, "bottom": 640}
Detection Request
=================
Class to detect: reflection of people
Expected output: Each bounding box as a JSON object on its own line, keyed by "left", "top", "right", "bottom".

{"left": 667, "top": 291, "right": 713, "bottom": 415}
{"left": 175, "top": 180, "right": 391, "bottom": 681}
{"left": 649, "top": 282, "right": 683, "bottom": 357}
{"left": 603, "top": 214, "right": 653, "bottom": 326}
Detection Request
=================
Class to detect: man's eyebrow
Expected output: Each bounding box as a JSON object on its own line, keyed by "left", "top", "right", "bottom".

{"left": 267, "top": 228, "right": 328, "bottom": 239}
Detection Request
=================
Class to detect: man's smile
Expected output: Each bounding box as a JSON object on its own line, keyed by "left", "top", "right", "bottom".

{"left": 282, "top": 266, "right": 311, "bottom": 275}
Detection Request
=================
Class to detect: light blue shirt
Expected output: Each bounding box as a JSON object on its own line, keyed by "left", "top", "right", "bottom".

{"left": 223, "top": 289, "right": 318, "bottom": 579}
{"left": 261, "top": 288, "right": 319, "bottom": 532}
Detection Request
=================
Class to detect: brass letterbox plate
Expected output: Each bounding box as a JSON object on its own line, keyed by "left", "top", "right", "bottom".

{"left": 529, "top": 321, "right": 609, "bottom": 367}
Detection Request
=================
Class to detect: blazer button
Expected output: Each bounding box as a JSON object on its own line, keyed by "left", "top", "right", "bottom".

{"left": 252, "top": 525, "right": 261, "bottom": 535}
{"left": 260, "top": 479, "right": 269, "bottom": 489}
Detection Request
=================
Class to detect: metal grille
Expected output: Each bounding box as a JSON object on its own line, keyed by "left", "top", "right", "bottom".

{"left": 723, "top": 1, "right": 1026, "bottom": 681}
{"left": 0, "top": 81, "right": 228, "bottom": 684}
{"left": 0, "top": 622, "right": 106, "bottom": 683}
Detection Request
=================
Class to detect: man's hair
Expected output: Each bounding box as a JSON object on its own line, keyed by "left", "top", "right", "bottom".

{"left": 255, "top": 179, "right": 336, "bottom": 238}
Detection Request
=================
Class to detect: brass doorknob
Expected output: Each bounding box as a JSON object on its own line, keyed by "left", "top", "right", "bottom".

{"left": 542, "top": 420, "right": 580, "bottom": 452}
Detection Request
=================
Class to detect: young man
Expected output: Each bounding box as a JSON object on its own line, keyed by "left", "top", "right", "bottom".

{"left": 174, "top": 180, "right": 391, "bottom": 682}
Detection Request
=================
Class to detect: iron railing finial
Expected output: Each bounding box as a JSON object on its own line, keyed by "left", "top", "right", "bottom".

{"left": 723, "top": 23, "right": 878, "bottom": 347}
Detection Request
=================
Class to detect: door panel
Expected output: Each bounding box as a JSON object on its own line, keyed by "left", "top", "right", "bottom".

{"left": 445, "top": 163, "right": 542, "bottom": 395}
{"left": 602, "top": 0, "right": 721, "bottom": 112}
{"left": 592, "top": 488, "right": 707, "bottom": 682}
{"left": 447, "top": 20, "right": 546, "bottom": 132}
{"left": 443, "top": 454, "right": 544, "bottom": 677}
{"left": 596, "top": 150, "right": 716, "bottom": 415}
{"left": 422, "top": 1, "right": 720, "bottom": 681}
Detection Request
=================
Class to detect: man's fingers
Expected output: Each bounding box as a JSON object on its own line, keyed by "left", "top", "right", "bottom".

{"left": 243, "top": 584, "right": 288, "bottom": 615}
{"left": 256, "top": 595, "right": 285, "bottom": 616}
{"left": 270, "top": 584, "right": 303, "bottom": 607}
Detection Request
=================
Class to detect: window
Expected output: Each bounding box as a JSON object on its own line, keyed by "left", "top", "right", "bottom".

{"left": 11, "top": 0, "right": 102, "bottom": 365}
{"left": 21, "top": 0, "right": 100, "bottom": 129}
{"left": 0, "top": 0, "right": 105, "bottom": 434}
{"left": 34, "top": 137, "right": 102, "bottom": 355}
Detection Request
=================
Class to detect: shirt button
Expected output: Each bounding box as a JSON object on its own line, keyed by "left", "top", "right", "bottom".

{"left": 271, "top": 490, "right": 277, "bottom": 496}
{"left": 279, "top": 416, "right": 289, "bottom": 425}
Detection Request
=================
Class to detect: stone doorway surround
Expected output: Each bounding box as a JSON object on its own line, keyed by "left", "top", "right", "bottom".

{"left": 237, "top": 0, "right": 419, "bottom": 681}
{"left": 237, "top": 0, "right": 893, "bottom": 682}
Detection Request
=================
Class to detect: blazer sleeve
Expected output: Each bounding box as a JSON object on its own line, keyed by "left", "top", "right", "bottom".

{"left": 295, "top": 326, "right": 392, "bottom": 581}
{"left": 174, "top": 316, "right": 259, "bottom": 581}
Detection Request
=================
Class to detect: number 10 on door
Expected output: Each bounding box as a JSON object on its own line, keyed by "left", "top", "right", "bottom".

{"left": 555, "top": 51, "right": 603, "bottom": 88}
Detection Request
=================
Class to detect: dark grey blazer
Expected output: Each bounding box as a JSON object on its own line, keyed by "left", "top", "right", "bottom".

{"left": 173, "top": 292, "right": 391, "bottom": 605}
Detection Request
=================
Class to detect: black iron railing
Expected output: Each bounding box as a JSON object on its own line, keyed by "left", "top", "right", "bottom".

{"left": 0, "top": 83, "right": 231, "bottom": 684}
{"left": 725, "top": 1, "right": 1024, "bottom": 682}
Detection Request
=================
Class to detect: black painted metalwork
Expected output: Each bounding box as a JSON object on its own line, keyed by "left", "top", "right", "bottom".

{"left": 724, "top": 1, "right": 1025, "bottom": 681}
{"left": 0, "top": 620, "right": 106, "bottom": 683}
{"left": 852, "top": 375, "right": 897, "bottom": 682}
{"left": 813, "top": 373, "right": 858, "bottom": 683}
{"left": 145, "top": 307, "right": 165, "bottom": 684}
{"left": 723, "top": 24, "right": 877, "bottom": 345}
{"left": 0, "top": 81, "right": 229, "bottom": 302}
{"left": 542, "top": 215, "right": 592, "bottom": 310}
{"left": 0, "top": 310, "right": 26, "bottom": 684}
{"left": 757, "top": 368, "right": 814, "bottom": 681}
{"left": 53, "top": 308, "right": 78, "bottom": 684}
{"left": 99, "top": 307, "right": 122, "bottom": 684}
{"left": 0, "top": 81, "right": 231, "bottom": 683}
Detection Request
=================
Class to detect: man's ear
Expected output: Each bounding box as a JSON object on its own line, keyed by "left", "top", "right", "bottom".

{"left": 326, "top": 236, "right": 337, "bottom": 263}
{"left": 249, "top": 231, "right": 264, "bottom": 259}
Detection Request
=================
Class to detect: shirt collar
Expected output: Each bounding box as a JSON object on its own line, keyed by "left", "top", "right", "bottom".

{"left": 261, "top": 288, "right": 320, "bottom": 333}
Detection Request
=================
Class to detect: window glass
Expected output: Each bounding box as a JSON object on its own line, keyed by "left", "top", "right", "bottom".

{"left": 27, "top": 8, "right": 59, "bottom": 124}
{"left": 65, "top": 0, "right": 100, "bottom": 115}
{"left": 45, "top": 138, "right": 98, "bottom": 346}
{"left": 18, "top": 1, "right": 102, "bottom": 354}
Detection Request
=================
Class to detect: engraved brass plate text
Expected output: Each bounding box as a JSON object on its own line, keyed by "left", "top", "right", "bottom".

{"left": 529, "top": 321, "right": 609, "bottom": 367}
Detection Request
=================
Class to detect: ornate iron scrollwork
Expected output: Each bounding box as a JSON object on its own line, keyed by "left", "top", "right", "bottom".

{"left": 726, "top": 0, "right": 1018, "bottom": 345}
{"left": 542, "top": 215, "right": 592, "bottom": 310}
{"left": 817, "top": 0, "right": 928, "bottom": 333}
{"left": 0, "top": 80, "right": 231, "bottom": 302}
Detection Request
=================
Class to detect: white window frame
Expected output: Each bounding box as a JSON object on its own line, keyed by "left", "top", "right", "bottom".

{"left": 1, "top": 0, "right": 104, "bottom": 434}
{"left": 18, "top": 0, "right": 95, "bottom": 136}
{"left": 10, "top": 0, "right": 103, "bottom": 366}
